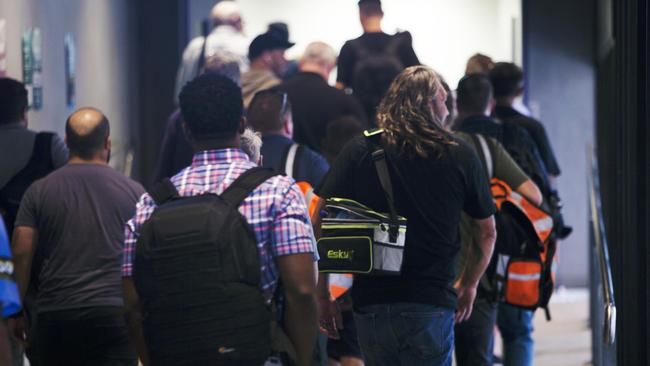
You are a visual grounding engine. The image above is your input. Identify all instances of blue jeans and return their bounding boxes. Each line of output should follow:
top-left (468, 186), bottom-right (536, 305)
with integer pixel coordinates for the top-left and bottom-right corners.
top-left (497, 303), bottom-right (534, 366)
top-left (353, 303), bottom-right (454, 366)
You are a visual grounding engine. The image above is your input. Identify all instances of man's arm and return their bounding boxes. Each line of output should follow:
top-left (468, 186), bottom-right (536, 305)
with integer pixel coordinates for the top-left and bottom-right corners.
top-left (456, 216), bottom-right (496, 323)
top-left (515, 180), bottom-right (543, 206)
top-left (122, 278), bottom-right (150, 365)
top-left (277, 253), bottom-right (318, 366)
top-left (9, 226), bottom-right (37, 344)
top-left (0, 319), bottom-right (12, 365)
top-left (11, 226), bottom-right (37, 302)
top-left (310, 199), bottom-right (342, 338)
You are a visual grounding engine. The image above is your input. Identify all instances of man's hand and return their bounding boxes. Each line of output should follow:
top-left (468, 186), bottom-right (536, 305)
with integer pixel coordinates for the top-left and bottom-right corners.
top-left (455, 284), bottom-right (477, 323)
top-left (8, 315), bottom-right (26, 345)
top-left (317, 297), bottom-right (342, 339)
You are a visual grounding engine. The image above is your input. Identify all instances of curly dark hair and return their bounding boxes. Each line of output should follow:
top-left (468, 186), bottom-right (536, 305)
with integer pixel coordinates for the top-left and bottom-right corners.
top-left (377, 66), bottom-right (456, 158)
top-left (0, 78), bottom-right (28, 125)
top-left (179, 73), bottom-right (243, 140)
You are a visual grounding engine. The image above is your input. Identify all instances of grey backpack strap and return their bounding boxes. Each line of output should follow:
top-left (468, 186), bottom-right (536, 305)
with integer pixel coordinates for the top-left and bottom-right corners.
top-left (471, 134), bottom-right (493, 179)
top-left (283, 143), bottom-right (300, 178)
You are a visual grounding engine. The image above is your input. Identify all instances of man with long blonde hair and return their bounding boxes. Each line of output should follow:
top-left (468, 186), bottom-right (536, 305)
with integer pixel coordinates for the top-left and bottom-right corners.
top-left (315, 66), bottom-right (497, 366)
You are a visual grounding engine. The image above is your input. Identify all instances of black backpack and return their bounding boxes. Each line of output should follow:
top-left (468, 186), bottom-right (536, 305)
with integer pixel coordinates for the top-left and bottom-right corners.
top-left (133, 167), bottom-right (280, 366)
top-left (0, 132), bottom-right (55, 241)
top-left (500, 120), bottom-right (572, 239)
top-left (351, 34), bottom-right (405, 120)
top-left (470, 134), bottom-right (557, 320)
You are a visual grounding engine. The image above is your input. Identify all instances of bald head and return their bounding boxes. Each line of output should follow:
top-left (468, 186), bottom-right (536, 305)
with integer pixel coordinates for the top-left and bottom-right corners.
top-left (65, 108), bottom-right (110, 161)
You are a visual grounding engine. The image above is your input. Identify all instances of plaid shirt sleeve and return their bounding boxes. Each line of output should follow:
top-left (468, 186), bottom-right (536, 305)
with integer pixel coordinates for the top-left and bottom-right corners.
top-left (271, 181), bottom-right (318, 259)
top-left (122, 193), bottom-right (157, 277)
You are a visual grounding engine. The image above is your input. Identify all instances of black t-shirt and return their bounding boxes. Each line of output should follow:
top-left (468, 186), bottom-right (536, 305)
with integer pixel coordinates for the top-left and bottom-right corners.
top-left (275, 72), bottom-right (367, 153)
top-left (15, 164), bottom-right (144, 313)
top-left (316, 135), bottom-right (495, 309)
top-left (337, 32), bottom-right (420, 123)
top-left (493, 105), bottom-right (561, 176)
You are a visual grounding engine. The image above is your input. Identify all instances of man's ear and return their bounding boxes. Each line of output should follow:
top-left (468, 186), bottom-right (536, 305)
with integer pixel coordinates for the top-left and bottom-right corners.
top-left (238, 116), bottom-right (246, 134)
top-left (105, 136), bottom-right (112, 151)
top-left (283, 113), bottom-right (293, 138)
top-left (21, 109), bottom-right (28, 127)
top-left (487, 97), bottom-right (496, 113)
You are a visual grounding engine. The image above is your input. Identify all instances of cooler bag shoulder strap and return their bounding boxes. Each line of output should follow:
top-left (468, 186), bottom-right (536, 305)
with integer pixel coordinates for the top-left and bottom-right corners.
top-left (221, 167), bottom-right (280, 208)
top-left (363, 129), bottom-right (399, 241)
top-left (148, 179), bottom-right (180, 205)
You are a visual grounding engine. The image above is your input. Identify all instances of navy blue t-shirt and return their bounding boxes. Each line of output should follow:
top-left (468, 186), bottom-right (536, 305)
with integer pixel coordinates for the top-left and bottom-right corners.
top-left (261, 134), bottom-right (329, 187)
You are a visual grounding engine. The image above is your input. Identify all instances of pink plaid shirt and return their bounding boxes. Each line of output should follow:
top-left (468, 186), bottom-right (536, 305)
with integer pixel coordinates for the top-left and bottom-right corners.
top-left (122, 149), bottom-right (317, 301)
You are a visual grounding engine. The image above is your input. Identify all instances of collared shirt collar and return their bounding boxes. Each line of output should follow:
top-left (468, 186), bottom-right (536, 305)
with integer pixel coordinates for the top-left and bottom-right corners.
top-left (191, 148), bottom-right (250, 167)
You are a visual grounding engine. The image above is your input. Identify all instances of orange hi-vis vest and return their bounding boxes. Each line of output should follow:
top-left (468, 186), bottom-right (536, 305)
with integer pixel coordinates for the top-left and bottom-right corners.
top-left (296, 181), bottom-right (319, 218)
top-left (281, 144), bottom-right (353, 299)
top-left (329, 274), bottom-right (353, 300)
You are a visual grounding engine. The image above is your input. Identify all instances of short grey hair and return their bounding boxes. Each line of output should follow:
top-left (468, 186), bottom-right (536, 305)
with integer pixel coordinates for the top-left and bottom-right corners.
top-left (203, 53), bottom-right (241, 86)
top-left (300, 42), bottom-right (337, 69)
top-left (210, 1), bottom-right (241, 26)
top-left (240, 128), bottom-right (262, 164)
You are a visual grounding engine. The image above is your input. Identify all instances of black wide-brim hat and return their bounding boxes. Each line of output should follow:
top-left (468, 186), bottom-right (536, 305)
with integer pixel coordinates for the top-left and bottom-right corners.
top-left (248, 30), bottom-right (295, 60)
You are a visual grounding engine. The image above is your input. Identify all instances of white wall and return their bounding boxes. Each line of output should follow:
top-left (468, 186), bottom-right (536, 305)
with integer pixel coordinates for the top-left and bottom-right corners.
top-left (189, 0), bottom-right (522, 87)
top-left (0, 0), bottom-right (138, 173)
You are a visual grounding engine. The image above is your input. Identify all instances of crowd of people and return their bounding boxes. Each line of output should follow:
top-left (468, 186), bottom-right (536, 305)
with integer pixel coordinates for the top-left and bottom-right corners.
top-left (0, 0), bottom-right (567, 365)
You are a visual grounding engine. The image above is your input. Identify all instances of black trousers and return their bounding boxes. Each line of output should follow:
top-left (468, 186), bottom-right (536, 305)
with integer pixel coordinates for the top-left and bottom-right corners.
top-left (36, 306), bottom-right (136, 366)
top-left (454, 298), bottom-right (498, 366)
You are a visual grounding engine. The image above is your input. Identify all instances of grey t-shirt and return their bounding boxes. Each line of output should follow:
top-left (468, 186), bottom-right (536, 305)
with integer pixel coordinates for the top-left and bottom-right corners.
top-left (15, 163), bottom-right (144, 312)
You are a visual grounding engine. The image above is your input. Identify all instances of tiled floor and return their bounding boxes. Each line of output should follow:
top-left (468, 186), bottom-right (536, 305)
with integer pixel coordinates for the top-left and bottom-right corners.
top-left (490, 287), bottom-right (592, 366)
top-left (531, 287), bottom-right (591, 366)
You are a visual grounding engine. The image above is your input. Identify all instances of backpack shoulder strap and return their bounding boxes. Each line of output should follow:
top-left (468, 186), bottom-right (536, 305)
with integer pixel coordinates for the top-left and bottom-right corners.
top-left (148, 179), bottom-right (180, 205)
top-left (33, 132), bottom-right (55, 164)
top-left (280, 143), bottom-right (301, 179)
top-left (470, 134), bottom-right (493, 179)
top-left (196, 34), bottom-right (208, 78)
top-left (221, 167), bottom-right (280, 208)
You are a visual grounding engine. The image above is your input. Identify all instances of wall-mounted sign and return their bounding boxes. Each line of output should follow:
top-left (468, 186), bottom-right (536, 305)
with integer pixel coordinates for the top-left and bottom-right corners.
top-left (22, 27), bottom-right (43, 110)
top-left (64, 33), bottom-right (75, 108)
top-left (0, 19), bottom-right (7, 77)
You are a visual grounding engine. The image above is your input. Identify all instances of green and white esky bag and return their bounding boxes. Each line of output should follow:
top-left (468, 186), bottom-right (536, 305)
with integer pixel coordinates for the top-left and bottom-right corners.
top-left (317, 129), bottom-right (407, 275)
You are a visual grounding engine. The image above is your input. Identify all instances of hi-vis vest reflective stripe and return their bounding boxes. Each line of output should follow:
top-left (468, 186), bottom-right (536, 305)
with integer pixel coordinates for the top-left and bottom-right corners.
top-left (490, 178), bottom-right (553, 244)
top-left (329, 273), bottom-right (353, 300)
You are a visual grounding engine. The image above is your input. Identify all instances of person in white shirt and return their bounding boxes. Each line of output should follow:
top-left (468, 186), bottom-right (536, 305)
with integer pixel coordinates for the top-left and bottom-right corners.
top-left (174, 0), bottom-right (249, 101)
